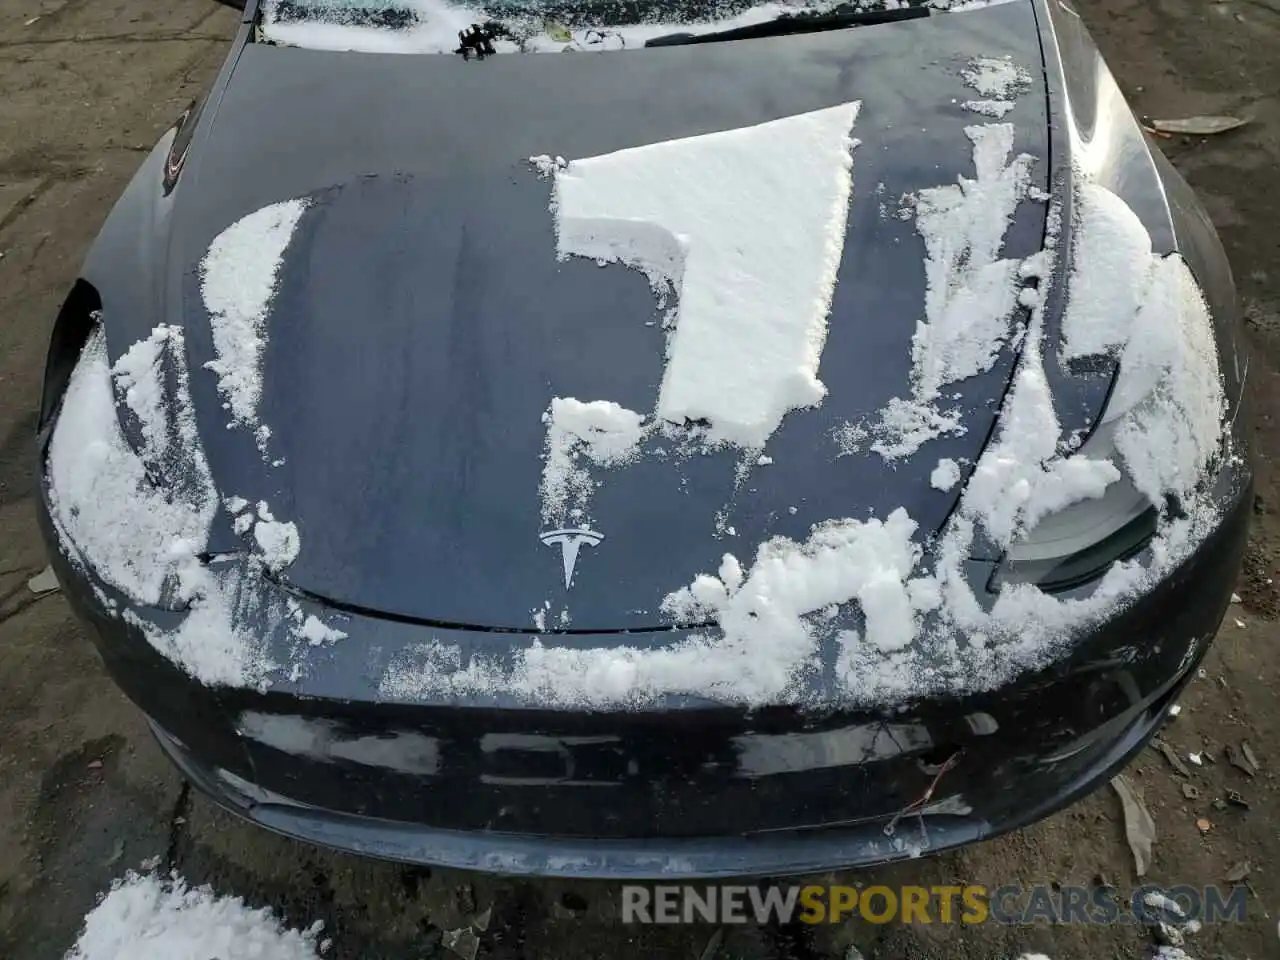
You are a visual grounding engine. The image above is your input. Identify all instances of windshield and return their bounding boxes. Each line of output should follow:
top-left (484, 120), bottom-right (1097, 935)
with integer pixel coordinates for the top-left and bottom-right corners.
top-left (259, 0), bottom-right (1015, 55)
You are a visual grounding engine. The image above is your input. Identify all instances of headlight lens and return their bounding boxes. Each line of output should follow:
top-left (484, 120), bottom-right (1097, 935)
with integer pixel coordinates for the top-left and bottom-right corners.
top-left (996, 418), bottom-right (1158, 591)
top-left (995, 242), bottom-right (1233, 593)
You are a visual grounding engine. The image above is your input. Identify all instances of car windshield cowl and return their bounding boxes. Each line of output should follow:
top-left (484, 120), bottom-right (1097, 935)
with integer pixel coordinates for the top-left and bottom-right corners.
top-left (258, 0), bottom-right (996, 55)
top-left (643, 3), bottom-right (931, 46)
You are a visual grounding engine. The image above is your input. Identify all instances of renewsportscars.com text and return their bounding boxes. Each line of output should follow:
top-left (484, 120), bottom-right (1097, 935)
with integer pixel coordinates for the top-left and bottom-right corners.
top-left (620, 884), bottom-right (1248, 926)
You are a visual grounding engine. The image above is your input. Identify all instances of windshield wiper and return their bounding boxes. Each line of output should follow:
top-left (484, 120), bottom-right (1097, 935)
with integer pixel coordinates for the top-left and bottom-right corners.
top-left (644, 3), bottom-right (930, 46)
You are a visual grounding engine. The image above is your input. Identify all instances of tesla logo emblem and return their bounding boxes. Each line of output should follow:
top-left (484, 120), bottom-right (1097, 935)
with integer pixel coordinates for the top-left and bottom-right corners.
top-left (539, 528), bottom-right (603, 588)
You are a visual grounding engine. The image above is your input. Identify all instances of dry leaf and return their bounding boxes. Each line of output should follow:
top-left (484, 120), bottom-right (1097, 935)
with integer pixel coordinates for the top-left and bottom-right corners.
top-left (1112, 775), bottom-right (1156, 876)
top-left (27, 565), bottom-right (60, 595)
top-left (1151, 115), bottom-right (1249, 135)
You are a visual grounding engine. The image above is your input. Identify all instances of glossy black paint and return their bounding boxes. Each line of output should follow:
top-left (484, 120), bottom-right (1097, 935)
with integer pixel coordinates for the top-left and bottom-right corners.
top-left (37, 458), bottom-right (1249, 876)
top-left (91, 3), bottom-right (1055, 629)
top-left (36, 0), bottom-right (1254, 876)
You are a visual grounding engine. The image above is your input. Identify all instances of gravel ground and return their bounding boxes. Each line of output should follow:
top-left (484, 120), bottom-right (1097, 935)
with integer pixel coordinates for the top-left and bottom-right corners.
top-left (1, 0), bottom-right (1278, 957)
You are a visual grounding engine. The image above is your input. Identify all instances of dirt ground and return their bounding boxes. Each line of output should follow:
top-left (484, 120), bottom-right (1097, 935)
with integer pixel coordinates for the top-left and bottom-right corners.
top-left (1, 0), bottom-right (1278, 957)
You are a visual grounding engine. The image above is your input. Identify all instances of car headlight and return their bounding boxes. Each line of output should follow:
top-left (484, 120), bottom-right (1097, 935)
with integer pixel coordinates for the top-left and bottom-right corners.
top-left (996, 416), bottom-right (1158, 592)
top-left (995, 243), bottom-right (1232, 593)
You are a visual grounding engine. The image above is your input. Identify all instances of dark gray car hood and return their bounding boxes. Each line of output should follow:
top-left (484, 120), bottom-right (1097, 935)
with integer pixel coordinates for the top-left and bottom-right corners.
top-left (163, 3), bottom-right (1050, 631)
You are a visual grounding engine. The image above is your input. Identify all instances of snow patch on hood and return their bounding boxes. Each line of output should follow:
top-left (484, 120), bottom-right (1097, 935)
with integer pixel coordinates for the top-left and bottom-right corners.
top-left (251, 500), bottom-right (302, 572)
top-left (930, 457), bottom-right (961, 490)
top-left (46, 327), bottom-right (278, 687)
top-left (840, 184), bottom-right (1229, 705)
top-left (381, 511), bottom-right (932, 706)
top-left (381, 154), bottom-right (1232, 710)
top-left (47, 322), bottom-right (330, 689)
top-left (299, 614), bottom-right (348, 645)
top-left (540, 102), bottom-right (859, 450)
top-left (540, 398), bottom-right (646, 526)
top-left (201, 199), bottom-right (308, 433)
top-left (961, 54), bottom-right (1031, 117)
top-left (864, 122), bottom-right (1034, 460)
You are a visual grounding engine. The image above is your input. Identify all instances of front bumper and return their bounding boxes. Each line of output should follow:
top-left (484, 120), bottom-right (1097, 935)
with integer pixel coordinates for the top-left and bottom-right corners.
top-left (37, 451), bottom-right (1251, 878)
top-left (150, 669), bottom-right (1184, 878)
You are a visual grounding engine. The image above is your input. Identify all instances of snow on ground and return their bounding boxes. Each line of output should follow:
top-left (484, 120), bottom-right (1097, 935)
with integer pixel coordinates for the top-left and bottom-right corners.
top-left (66, 870), bottom-right (325, 960)
top-left (543, 102), bottom-right (859, 450)
top-left (201, 199), bottom-right (307, 430)
top-left (261, 0), bottom-right (1021, 56)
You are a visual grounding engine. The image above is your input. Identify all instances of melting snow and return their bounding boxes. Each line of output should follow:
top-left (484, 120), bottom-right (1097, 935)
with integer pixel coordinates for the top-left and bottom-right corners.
top-left (1063, 184), bottom-right (1226, 504)
top-left (121, 568), bottom-right (278, 689)
top-left (47, 327), bottom-right (294, 689)
top-left (51, 73), bottom-right (1230, 711)
top-left (67, 870), bottom-right (324, 960)
top-left (930, 457), bottom-right (961, 490)
top-left (254, 519), bottom-right (301, 572)
top-left (962, 99), bottom-right (1016, 119)
top-left (831, 420), bottom-right (869, 457)
top-left (541, 102), bottom-right (859, 449)
top-left (959, 275), bottom-right (1122, 547)
top-left (539, 398), bottom-right (645, 525)
top-left (1061, 184), bottom-right (1152, 359)
top-left (1111, 258), bottom-right (1225, 503)
top-left (299, 614), bottom-right (347, 645)
top-left (383, 124), bottom-right (1230, 709)
top-left (867, 121), bottom-right (1034, 460)
top-left (262, 0), bottom-right (1016, 56)
top-left (47, 327), bottom-right (215, 607)
top-left (961, 55), bottom-right (1031, 100)
top-left (201, 199), bottom-right (308, 428)
top-left (841, 185), bottom-right (1227, 704)
top-left (383, 511), bottom-right (930, 706)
